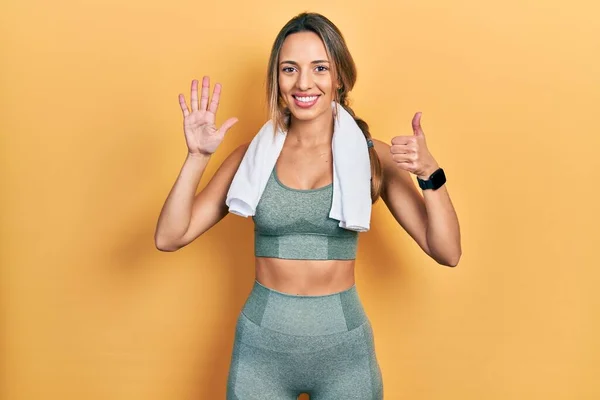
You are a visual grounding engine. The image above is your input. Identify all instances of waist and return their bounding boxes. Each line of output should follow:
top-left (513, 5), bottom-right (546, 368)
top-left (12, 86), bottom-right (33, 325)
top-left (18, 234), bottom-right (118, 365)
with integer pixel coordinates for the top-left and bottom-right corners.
top-left (241, 280), bottom-right (368, 336)
top-left (255, 257), bottom-right (355, 296)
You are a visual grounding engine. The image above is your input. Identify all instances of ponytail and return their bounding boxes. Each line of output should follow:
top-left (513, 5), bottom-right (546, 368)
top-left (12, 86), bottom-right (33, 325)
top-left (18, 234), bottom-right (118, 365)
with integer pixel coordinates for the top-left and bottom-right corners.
top-left (338, 96), bottom-right (383, 203)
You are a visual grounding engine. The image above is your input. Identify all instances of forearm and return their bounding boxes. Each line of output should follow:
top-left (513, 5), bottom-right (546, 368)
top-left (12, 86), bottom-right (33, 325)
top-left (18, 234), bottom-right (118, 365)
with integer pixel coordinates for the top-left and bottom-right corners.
top-left (421, 177), bottom-right (462, 266)
top-left (154, 153), bottom-right (211, 247)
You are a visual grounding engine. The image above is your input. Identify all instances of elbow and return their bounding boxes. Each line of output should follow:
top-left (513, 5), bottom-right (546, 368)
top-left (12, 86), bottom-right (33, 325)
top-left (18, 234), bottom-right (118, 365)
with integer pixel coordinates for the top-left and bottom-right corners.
top-left (155, 244), bottom-right (177, 252)
top-left (440, 251), bottom-right (461, 267)
top-left (154, 235), bottom-right (182, 252)
top-left (430, 247), bottom-right (461, 267)
top-left (443, 258), bottom-right (460, 268)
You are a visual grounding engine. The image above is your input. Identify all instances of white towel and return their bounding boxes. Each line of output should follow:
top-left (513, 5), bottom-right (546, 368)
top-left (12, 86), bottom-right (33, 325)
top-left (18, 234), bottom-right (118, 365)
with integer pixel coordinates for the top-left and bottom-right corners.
top-left (225, 102), bottom-right (372, 232)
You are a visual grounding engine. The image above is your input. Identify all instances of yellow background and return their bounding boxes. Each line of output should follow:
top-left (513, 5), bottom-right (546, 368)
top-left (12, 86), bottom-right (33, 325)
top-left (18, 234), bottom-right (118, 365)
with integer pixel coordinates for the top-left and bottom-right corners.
top-left (2, 0), bottom-right (599, 399)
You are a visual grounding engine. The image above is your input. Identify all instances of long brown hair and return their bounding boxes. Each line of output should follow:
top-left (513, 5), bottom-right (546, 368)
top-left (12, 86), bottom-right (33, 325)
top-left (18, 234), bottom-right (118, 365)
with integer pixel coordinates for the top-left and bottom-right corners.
top-left (266, 12), bottom-right (383, 203)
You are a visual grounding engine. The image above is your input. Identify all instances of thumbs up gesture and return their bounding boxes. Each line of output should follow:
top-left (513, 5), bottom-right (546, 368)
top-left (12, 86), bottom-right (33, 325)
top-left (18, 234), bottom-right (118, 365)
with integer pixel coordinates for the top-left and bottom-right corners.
top-left (390, 112), bottom-right (440, 179)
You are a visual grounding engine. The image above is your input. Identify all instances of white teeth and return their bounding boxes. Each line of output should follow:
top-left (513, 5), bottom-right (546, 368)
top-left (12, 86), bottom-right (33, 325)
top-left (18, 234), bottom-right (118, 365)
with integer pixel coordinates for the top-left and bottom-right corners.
top-left (296, 96), bottom-right (318, 103)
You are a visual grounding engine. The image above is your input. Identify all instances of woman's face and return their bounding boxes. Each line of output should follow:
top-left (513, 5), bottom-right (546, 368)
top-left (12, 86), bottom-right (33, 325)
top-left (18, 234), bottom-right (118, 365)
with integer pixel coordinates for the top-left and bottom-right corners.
top-left (278, 31), bottom-right (336, 123)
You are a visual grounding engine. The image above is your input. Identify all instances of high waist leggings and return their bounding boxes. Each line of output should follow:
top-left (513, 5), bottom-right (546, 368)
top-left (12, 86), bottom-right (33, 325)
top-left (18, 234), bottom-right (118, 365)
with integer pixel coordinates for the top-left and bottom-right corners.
top-left (226, 280), bottom-right (383, 399)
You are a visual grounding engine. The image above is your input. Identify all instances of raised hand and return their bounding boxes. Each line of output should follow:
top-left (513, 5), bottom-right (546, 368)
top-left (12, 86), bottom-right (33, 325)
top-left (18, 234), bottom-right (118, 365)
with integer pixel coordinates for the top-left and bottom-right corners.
top-left (390, 112), bottom-right (439, 179)
top-left (178, 76), bottom-right (238, 156)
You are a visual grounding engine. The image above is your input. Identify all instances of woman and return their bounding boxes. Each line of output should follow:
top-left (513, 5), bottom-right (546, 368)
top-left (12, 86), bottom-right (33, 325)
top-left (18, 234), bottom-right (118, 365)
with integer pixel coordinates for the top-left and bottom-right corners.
top-left (155, 12), bottom-right (461, 400)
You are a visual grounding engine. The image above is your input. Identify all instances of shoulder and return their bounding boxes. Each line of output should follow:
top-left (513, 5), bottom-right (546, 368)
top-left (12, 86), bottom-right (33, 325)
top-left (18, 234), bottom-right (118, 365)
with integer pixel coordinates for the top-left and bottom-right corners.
top-left (370, 138), bottom-right (413, 186)
top-left (371, 138), bottom-right (390, 153)
top-left (221, 142), bottom-right (250, 166)
top-left (230, 141), bottom-right (250, 155)
top-left (371, 138), bottom-right (392, 168)
top-left (208, 142), bottom-right (250, 183)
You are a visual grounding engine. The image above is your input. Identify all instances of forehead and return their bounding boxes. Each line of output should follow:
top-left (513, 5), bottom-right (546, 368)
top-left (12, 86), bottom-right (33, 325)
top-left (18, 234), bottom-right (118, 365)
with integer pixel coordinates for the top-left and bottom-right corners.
top-left (279, 31), bottom-right (329, 62)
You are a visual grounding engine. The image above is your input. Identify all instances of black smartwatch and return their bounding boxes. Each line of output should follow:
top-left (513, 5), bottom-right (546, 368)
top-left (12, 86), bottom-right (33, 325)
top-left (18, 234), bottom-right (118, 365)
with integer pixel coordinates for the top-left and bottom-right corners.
top-left (417, 168), bottom-right (446, 190)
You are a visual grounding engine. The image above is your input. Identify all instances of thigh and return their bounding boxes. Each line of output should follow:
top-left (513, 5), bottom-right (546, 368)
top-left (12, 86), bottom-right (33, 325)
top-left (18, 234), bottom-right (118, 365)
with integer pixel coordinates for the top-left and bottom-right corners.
top-left (227, 316), bottom-right (299, 400)
top-left (310, 322), bottom-right (383, 400)
top-left (311, 376), bottom-right (383, 400)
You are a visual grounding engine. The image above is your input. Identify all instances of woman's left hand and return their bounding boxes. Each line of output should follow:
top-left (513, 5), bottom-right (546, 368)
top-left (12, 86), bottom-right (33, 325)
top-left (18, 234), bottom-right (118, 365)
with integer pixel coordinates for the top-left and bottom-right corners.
top-left (389, 112), bottom-right (440, 180)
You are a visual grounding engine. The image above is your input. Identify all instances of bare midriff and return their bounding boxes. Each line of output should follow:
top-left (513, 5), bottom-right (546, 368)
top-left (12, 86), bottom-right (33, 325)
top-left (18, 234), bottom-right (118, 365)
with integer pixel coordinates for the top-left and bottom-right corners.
top-left (255, 257), bottom-right (356, 296)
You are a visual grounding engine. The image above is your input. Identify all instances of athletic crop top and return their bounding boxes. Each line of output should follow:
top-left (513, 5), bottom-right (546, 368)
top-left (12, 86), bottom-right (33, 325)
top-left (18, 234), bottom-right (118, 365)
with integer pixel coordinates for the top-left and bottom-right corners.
top-left (252, 168), bottom-right (358, 260)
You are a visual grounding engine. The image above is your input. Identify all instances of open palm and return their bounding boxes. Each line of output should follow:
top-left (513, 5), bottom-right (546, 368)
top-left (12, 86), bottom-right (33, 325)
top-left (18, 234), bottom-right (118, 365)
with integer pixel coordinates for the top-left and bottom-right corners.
top-left (179, 76), bottom-right (238, 156)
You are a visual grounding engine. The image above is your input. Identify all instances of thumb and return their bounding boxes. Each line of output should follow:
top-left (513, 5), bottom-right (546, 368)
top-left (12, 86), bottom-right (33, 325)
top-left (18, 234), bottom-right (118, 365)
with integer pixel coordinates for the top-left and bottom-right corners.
top-left (219, 117), bottom-right (239, 136)
top-left (412, 112), bottom-right (424, 136)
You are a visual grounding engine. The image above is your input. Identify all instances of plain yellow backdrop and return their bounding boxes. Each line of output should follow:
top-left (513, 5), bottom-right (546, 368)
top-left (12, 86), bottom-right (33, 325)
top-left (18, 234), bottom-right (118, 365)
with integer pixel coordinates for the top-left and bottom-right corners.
top-left (2, 0), bottom-right (599, 399)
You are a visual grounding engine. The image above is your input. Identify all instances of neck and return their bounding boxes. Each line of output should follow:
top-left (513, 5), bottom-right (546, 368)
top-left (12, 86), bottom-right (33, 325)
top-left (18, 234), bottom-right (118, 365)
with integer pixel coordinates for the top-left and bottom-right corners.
top-left (286, 110), bottom-right (334, 147)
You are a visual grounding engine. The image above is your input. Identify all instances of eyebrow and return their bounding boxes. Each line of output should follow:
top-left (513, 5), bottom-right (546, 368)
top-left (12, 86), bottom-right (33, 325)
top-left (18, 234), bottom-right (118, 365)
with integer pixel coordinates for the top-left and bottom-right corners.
top-left (279, 60), bottom-right (330, 65)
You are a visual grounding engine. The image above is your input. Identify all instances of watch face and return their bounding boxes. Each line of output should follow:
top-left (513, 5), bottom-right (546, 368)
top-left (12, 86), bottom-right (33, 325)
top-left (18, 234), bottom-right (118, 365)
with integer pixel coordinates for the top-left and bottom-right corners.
top-left (430, 169), bottom-right (446, 187)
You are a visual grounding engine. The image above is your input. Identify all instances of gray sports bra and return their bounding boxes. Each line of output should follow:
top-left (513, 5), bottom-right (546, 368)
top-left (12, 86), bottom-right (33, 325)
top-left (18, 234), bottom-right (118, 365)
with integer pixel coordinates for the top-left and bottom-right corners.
top-left (252, 168), bottom-right (358, 260)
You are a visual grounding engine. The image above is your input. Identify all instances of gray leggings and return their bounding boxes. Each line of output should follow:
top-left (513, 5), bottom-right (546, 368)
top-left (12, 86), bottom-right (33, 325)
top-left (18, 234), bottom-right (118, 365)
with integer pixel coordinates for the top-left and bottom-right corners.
top-left (227, 280), bottom-right (383, 399)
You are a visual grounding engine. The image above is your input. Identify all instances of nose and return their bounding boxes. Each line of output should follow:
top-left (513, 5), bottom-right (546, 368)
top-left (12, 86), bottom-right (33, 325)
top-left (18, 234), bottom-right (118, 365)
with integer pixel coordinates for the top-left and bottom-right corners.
top-left (297, 69), bottom-right (313, 91)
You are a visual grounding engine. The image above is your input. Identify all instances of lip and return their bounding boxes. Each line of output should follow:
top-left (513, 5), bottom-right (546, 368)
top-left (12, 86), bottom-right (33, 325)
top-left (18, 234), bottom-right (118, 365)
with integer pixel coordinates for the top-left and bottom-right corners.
top-left (293, 92), bottom-right (320, 97)
top-left (292, 94), bottom-right (320, 109)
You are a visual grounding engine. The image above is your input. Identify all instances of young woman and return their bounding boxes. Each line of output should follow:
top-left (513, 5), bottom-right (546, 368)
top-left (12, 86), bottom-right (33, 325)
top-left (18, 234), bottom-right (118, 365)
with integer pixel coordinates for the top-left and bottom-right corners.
top-left (155, 12), bottom-right (461, 400)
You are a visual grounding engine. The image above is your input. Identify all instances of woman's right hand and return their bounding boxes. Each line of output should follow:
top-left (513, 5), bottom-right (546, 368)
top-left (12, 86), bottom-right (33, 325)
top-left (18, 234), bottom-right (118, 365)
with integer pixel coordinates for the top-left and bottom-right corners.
top-left (179, 76), bottom-right (238, 156)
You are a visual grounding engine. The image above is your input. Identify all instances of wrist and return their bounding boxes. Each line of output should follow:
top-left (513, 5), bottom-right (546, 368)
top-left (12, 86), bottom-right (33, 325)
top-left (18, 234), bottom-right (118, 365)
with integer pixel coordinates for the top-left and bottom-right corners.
top-left (187, 151), bottom-right (212, 162)
top-left (417, 166), bottom-right (446, 191)
top-left (417, 164), bottom-right (440, 180)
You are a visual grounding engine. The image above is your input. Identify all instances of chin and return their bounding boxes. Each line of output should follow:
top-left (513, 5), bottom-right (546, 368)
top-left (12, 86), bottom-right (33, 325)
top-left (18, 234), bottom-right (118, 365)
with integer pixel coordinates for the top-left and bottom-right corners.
top-left (287, 102), bottom-right (332, 122)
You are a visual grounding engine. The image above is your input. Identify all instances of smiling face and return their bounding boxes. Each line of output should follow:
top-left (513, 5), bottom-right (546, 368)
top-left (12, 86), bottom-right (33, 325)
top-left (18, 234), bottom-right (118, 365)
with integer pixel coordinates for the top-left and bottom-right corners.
top-left (278, 31), bottom-right (337, 123)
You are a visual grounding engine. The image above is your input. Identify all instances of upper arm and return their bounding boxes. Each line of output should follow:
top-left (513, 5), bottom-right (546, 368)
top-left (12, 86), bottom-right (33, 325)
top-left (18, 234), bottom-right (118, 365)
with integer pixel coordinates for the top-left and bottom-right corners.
top-left (373, 138), bottom-right (431, 256)
top-left (177, 142), bottom-right (249, 247)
